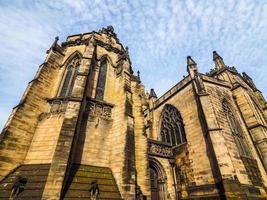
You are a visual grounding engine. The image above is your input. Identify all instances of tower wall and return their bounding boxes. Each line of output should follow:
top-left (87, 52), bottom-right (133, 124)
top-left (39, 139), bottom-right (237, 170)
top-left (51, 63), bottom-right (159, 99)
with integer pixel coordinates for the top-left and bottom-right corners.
top-left (0, 49), bottom-right (63, 180)
top-left (204, 82), bottom-right (267, 186)
top-left (210, 63), bottom-right (267, 174)
top-left (42, 40), bottom-right (95, 199)
top-left (232, 86), bottom-right (267, 175)
top-left (24, 115), bottom-right (64, 164)
top-left (1, 30), bottom-right (267, 200)
top-left (62, 31), bottom-right (137, 199)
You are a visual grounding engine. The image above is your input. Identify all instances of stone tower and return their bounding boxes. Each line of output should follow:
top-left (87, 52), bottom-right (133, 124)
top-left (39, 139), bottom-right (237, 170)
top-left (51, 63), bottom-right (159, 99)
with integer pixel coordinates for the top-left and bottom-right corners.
top-left (0, 27), bottom-right (267, 199)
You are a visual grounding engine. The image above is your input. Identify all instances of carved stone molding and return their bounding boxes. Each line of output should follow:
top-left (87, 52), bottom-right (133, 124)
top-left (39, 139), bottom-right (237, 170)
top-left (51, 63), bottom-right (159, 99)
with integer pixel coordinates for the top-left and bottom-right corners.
top-left (86, 99), bottom-right (113, 120)
top-left (148, 139), bottom-right (173, 158)
top-left (94, 39), bottom-right (122, 54)
top-left (49, 99), bottom-right (68, 113)
top-left (38, 99), bottom-right (68, 120)
top-left (99, 25), bottom-right (117, 38)
top-left (61, 37), bottom-right (90, 48)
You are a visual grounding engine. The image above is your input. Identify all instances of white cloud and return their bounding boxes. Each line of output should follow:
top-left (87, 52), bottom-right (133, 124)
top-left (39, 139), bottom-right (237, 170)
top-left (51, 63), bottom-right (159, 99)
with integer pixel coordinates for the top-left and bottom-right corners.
top-left (0, 0), bottom-right (267, 130)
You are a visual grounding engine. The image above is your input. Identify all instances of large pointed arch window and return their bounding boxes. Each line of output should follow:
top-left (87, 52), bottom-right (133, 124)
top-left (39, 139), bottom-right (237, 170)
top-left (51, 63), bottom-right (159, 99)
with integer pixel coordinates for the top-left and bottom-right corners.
top-left (59, 54), bottom-right (81, 98)
top-left (160, 104), bottom-right (186, 146)
top-left (222, 100), bottom-right (250, 157)
top-left (95, 57), bottom-right (108, 100)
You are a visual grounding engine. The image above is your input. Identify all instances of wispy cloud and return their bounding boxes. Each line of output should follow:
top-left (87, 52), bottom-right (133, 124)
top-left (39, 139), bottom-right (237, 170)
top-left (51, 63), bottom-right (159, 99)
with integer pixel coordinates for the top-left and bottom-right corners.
top-left (0, 0), bottom-right (267, 130)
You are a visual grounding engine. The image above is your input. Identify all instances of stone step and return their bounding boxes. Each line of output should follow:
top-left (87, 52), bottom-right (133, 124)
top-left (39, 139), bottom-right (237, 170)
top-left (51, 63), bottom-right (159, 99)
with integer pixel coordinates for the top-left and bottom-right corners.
top-left (0, 164), bottom-right (50, 199)
top-left (63, 164), bottom-right (122, 199)
top-left (69, 183), bottom-right (119, 192)
top-left (71, 177), bottom-right (116, 185)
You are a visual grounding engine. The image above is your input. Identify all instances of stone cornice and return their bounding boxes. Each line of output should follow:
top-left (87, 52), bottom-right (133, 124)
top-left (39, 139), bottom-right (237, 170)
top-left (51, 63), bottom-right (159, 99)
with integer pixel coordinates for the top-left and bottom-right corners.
top-left (201, 75), bottom-right (231, 88)
top-left (86, 97), bottom-right (114, 107)
top-left (148, 139), bottom-right (173, 158)
top-left (94, 39), bottom-right (123, 54)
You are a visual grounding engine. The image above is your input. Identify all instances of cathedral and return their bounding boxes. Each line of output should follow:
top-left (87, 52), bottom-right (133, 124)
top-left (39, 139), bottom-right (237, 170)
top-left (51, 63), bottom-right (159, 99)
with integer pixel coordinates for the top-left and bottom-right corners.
top-left (0, 26), bottom-right (267, 200)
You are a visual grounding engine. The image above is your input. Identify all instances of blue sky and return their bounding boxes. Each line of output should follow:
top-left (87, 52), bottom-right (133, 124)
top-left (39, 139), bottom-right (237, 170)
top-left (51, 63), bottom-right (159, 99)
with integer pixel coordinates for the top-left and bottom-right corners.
top-left (0, 0), bottom-right (267, 130)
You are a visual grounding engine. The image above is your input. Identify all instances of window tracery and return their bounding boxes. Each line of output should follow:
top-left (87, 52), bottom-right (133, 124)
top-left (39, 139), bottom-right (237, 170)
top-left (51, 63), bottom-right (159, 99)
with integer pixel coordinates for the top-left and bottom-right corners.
top-left (95, 58), bottom-right (108, 100)
top-left (160, 104), bottom-right (186, 146)
top-left (59, 55), bottom-right (80, 97)
top-left (222, 100), bottom-right (250, 157)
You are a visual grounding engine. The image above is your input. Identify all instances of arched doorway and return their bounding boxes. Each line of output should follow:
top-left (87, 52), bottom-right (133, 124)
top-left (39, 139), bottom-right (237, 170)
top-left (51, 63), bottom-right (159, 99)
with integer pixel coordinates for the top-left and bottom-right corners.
top-left (149, 159), bottom-right (167, 200)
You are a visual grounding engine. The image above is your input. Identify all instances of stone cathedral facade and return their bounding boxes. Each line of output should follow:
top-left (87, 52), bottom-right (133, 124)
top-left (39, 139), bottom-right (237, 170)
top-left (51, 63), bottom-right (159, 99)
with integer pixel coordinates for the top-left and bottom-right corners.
top-left (0, 26), bottom-right (267, 200)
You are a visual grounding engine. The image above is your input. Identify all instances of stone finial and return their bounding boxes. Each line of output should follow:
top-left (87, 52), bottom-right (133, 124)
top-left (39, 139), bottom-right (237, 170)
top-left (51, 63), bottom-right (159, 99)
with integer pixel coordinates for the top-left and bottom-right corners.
top-left (52, 36), bottom-right (59, 50)
top-left (213, 51), bottom-right (225, 70)
top-left (99, 25), bottom-right (117, 38)
top-left (187, 56), bottom-right (198, 78)
top-left (213, 51), bottom-right (222, 60)
top-left (187, 56), bottom-right (196, 66)
top-left (47, 36), bottom-right (60, 54)
top-left (125, 46), bottom-right (129, 54)
top-left (149, 89), bottom-right (157, 99)
top-left (137, 70), bottom-right (141, 83)
top-left (106, 25), bottom-right (114, 32)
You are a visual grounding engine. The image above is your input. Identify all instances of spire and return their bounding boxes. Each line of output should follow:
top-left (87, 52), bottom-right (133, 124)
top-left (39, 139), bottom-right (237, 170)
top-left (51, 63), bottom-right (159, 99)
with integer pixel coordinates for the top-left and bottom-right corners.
top-left (137, 70), bottom-right (141, 83)
top-left (187, 56), bottom-right (206, 94)
top-left (47, 36), bottom-right (64, 55)
top-left (52, 36), bottom-right (59, 50)
top-left (187, 56), bottom-right (196, 66)
top-left (213, 51), bottom-right (225, 70)
top-left (187, 56), bottom-right (198, 78)
top-left (149, 89), bottom-right (157, 99)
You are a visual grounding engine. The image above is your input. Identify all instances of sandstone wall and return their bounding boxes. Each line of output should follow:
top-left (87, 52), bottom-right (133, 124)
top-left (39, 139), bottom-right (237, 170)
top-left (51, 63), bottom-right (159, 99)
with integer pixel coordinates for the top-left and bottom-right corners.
top-left (149, 81), bottom-right (215, 198)
top-left (24, 115), bottom-right (64, 164)
top-left (0, 49), bottom-right (63, 180)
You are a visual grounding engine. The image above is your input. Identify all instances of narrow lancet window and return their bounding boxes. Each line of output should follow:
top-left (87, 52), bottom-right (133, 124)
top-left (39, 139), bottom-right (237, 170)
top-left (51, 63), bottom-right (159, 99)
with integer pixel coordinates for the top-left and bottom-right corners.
top-left (95, 58), bottom-right (108, 100)
top-left (222, 100), bottom-right (250, 157)
top-left (160, 104), bottom-right (186, 146)
top-left (59, 55), bottom-right (80, 98)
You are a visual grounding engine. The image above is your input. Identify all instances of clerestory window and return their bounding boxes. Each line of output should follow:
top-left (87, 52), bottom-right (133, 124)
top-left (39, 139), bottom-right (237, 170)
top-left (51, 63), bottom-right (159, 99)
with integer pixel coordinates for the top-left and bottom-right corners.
top-left (160, 104), bottom-right (186, 146)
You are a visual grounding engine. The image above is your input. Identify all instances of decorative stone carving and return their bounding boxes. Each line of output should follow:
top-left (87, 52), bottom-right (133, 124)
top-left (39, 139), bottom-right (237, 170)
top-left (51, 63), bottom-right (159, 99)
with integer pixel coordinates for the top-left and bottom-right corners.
top-left (61, 35), bottom-right (90, 48)
top-left (94, 39), bottom-right (121, 54)
top-left (10, 176), bottom-right (28, 199)
top-left (148, 140), bottom-right (173, 158)
top-left (38, 99), bottom-right (68, 120)
top-left (115, 46), bottom-right (133, 75)
top-left (47, 36), bottom-right (64, 55)
top-left (50, 99), bottom-right (68, 113)
top-left (89, 180), bottom-right (100, 200)
top-left (99, 25), bottom-right (117, 38)
top-left (117, 46), bottom-right (129, 61)
top-left (195, 74), bottom-right (207, 95)
top-left (87, 100), bottom-right (112, 120)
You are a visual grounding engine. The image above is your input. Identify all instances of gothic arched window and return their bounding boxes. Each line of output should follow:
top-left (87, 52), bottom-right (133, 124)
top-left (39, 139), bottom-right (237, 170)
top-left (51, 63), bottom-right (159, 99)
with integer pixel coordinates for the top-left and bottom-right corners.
top-left (160, 104), bottom-right (186, 146)
top-left (222, 100), bottom-right (250, 157)
top-left (59, 55), bottom-right (80, 97)
top-left (95, 58), bottom-right (108, 100)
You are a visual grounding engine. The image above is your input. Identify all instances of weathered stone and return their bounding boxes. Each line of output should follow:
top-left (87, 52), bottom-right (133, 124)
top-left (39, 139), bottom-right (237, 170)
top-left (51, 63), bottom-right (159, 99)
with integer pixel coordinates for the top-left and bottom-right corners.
top-left (0, 29), bottom-right (267, 200)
